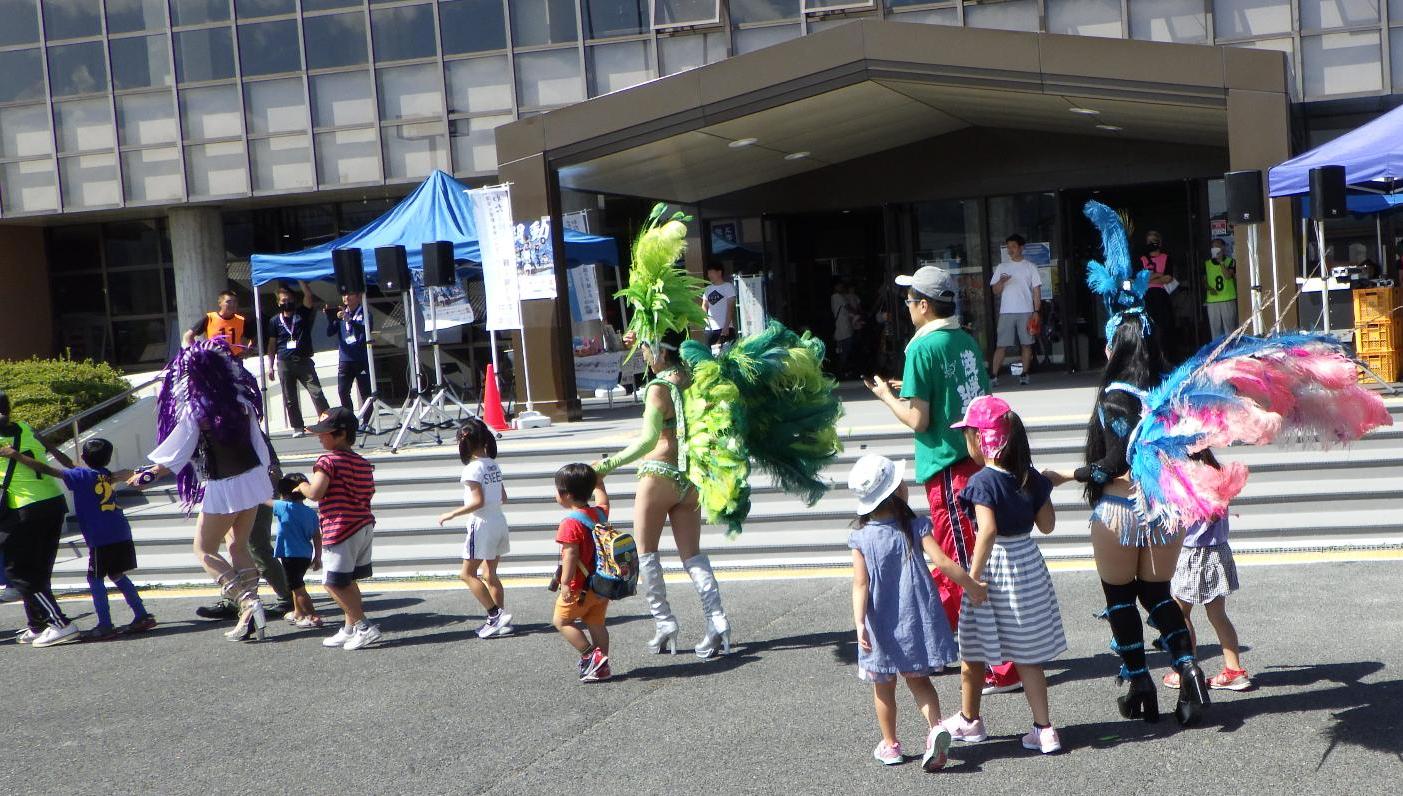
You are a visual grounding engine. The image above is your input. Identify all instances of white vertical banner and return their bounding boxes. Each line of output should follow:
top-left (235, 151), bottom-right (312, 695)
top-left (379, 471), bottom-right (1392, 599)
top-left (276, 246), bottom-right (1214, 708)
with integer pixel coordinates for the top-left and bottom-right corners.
top-left (469, 185), bottom-right (522, 331)
top-left (736, 275), bottom-right (767, 336)
top-left (568, 262), bottom-right (604, 322)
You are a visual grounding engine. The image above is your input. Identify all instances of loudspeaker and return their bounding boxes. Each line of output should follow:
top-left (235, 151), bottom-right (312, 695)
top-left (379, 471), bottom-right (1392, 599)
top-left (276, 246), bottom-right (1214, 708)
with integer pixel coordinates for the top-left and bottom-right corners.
top-left (332, 248), bottom-right (365, 294)
top-left (1309, 165), bottom-right (1347, 220)
top-left (375, 245), bottom-right (412, 293)
top-left (421, 241), bottom-right (455, 287)
top-left (1224, 170), bottom-right (1264, 224)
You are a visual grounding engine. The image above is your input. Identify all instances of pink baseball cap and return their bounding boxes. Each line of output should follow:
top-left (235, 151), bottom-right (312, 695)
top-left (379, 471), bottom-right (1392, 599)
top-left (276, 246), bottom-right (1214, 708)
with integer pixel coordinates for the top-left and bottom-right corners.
top-left (951, 394), bottom-right (1012, 430)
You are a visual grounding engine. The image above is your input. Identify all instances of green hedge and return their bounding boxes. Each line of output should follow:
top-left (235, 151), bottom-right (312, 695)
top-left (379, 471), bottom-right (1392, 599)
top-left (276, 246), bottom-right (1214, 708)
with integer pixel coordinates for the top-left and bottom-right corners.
top-left (0, 357), bottom-right (133, 438)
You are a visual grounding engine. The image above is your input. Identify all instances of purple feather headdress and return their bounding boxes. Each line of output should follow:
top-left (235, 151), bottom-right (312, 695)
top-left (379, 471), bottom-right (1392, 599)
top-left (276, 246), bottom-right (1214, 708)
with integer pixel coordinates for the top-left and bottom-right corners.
top-left (156, 339), bottom-right (264, 510)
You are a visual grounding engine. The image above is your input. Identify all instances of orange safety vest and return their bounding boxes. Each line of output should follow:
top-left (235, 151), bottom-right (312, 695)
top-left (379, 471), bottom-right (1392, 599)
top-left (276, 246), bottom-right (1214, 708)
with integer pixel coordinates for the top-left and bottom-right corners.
top-left (205, 312), bottom-right (247, 355)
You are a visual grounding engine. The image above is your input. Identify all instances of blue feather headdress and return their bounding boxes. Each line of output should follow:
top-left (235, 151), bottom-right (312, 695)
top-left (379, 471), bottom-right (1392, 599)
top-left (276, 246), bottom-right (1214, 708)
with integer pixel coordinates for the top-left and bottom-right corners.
top-left (1083, 200), bottom-right (1151, 341)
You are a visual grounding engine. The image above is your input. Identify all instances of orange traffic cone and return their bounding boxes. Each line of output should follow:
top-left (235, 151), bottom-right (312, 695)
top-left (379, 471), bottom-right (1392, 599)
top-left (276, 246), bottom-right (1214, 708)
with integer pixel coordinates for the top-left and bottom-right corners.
top-left (482, 364), bottom-right (509, 431)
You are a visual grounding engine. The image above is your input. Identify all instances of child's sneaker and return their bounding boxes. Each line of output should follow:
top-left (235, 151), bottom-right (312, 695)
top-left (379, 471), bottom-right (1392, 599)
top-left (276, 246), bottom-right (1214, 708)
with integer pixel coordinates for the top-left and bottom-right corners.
top-left (579, 647), bottom-right (608, 680)
top-left (982, 671), bottom-right (1024, 695)
top-left (1162, 670), bottom-right (1181, 689)
top-left (940, 713), bottom-right (988, 743)
top-left (82, 624), bottom-right (120, 642)
top-left (921, 727), bottom-right (952, 772)
top-left (582, 660), bottom-right (612, 683)
top-left (476, 611), bottom-right (513, 639)
top-left (872, 740), bottom-right (903, 766)
top-left (32, 623), bottom-right (81, 648)
top-left (1020, 725), bottom-right (1062, 754)
top-left (295, 616), bottom-right (324, 629)
top-left (125, 614), bottom-right (157, 634)
top-left (322, 624), bottom-right (356, 648)
top-left (343, 622), bottom-right (382, 650)
top-left (1209, 667), bottom-right (1252, 691)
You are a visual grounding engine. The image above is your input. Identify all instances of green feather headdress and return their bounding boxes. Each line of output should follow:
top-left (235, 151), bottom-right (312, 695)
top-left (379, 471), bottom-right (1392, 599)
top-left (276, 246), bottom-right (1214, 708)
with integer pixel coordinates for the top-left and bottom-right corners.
top-left (615, 203), bottom-right (708, 354)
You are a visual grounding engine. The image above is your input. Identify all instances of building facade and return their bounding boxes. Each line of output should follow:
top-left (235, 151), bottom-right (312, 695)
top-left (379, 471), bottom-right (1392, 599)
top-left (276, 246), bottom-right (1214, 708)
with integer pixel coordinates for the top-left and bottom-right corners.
top-left (0, 1), bottom-right (1395, 383)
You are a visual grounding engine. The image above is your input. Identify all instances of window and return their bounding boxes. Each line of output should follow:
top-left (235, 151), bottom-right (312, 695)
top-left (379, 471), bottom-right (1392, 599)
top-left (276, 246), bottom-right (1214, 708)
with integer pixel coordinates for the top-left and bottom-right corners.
top-left (730, 0), bottom-right (800, 23)
top-left (441, 0), bottom-right (508, 53)
top-left (1303, 30), bottom-right (1382, 97)
top-left (1046, 0), bottom-right (1121, 38)
top-left (733, 24), bottom-right (799, 53)
top-left (803, 0), bottom-right (874, 10)
top-left (1300, 0), bottom-right (1380, 31)
top-left (305, 13), bottom-right (368, 69)
top-left (251, 135), bottom-right (313, 191)
top-left (315, 127), bottom-right (380, 184)
top-left (1214, 0), bottom-right (1292, 39)
top-left (1129, 0), bottom-right (1207, 43)
top-left (584, 0), bottom-right (648, 38)
top-left (450, 114), bottom-right (510, 174)
top-left (118, 93), bottom-right (179, 146)
top-left (311, 70), bottom-right (376, 127)
top-left (234, 0), bottom-right (295, 18)
top-left (303, 0), bottom-right (360, 9)
top-left (239, 19), bottom-right (302, 76)
top-left (42, 0), bottom-right (102, 41)
top-left (107, 0), bottom-right (167, 33)
top-left (964, 0), bottom-right (1039, 32)
top-left (1, 160), bottom-right (59, 213)
top-left (181, 84), bottom-right (243, 139)
top-left (0, 0), bottom-right (40, 47)
top-left (111, 34), bottom-right (173, 90)
top-left (123, 147), bottom-right (184, 202)
top-left (377, 63), bottom-right (443, 120)
top-left (170, 0), bottom-right (231, 26)
top-left (0, 49), bottom-right (44, 104)
top-left (48, 41), bottom-right (109, 96)
top-left (245, 78), bottom-right (307, 135)
top-left (512, 0), bottom-right (579, 47)
top-left (446, 56), bottom-right (513, 114)
top-left (371, 3), bottom-right (438, 62)
top-left (185, 141), bottom-right (249, 196)
top-left (887, 7), bottom-right (958, 24)
top-left (382, 121), bottom-right (448, 179)
top-left (0, 105), bottom-right (51, 159)
top-left (658, 32), bottom-right (726, 75)
top-left (56, 99), bottom-right (116, 153)
top-left (588, 40), bottom-right (653, 96)
top-left (1392, 28), bottom-right (1403, 93)
top-left (653, 0), bottom-right (721, 27)
top-left (175, 27), bottom-right (237, 83)
top-left (60, 153), bottom-right (121, 208)
top-left (514, 49), bottom-right (584, 108)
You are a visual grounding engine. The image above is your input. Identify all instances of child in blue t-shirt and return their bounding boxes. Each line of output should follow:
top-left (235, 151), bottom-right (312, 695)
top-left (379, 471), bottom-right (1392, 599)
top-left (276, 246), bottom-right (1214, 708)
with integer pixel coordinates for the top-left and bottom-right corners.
top-left (0, 437), bottom-right (156, 639)
top-left (273, 473), bottom-right (322, 628)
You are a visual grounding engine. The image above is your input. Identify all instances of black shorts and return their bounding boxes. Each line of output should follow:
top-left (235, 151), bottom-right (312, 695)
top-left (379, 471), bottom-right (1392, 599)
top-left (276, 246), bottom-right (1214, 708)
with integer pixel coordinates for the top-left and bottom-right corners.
top-left (279, 557), bottom-right (312, 592)
top-left (88, 540), bottom-right (138, 580)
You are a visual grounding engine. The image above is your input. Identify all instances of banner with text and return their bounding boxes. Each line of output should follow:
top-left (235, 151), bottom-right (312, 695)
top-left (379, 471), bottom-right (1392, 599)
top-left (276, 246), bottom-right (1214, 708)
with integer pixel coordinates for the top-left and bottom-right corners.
top-left (469, 185), bottom-right (522, 331)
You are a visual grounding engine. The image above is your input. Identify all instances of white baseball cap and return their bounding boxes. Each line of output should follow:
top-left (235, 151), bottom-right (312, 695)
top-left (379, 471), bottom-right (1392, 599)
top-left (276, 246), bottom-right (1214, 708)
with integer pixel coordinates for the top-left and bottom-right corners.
top-left (848, 454), bottom-right (907, 515)
top-left (895, 266), bottom-right (956, 300)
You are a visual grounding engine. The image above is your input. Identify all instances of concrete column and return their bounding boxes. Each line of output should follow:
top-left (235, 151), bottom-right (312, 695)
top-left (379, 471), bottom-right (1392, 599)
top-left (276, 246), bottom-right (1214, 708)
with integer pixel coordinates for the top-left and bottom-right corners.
top-left (0, 225), bottom-right (54, 359)
top-left (167, 207), bottom-right (228, 333)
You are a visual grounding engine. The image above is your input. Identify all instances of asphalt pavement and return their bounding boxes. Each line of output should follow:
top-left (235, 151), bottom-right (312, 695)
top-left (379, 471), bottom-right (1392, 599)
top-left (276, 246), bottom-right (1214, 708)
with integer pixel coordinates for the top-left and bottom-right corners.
top-left (2, 559), bottom-right (1400, 794)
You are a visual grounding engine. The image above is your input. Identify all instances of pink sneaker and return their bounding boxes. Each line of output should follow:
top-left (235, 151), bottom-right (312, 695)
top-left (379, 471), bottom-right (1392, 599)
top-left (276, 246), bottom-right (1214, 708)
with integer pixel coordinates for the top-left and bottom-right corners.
top-left (1209, 667), bottom-right (1252, 691)
top-left (1021, 725), bottom-right (1062, 754)
top-left (872, 740), bottom-right (903, 766)
top-left (922, 726), bottom-right (952, 772)
top-left (940, 713), bottom-right (988, 743)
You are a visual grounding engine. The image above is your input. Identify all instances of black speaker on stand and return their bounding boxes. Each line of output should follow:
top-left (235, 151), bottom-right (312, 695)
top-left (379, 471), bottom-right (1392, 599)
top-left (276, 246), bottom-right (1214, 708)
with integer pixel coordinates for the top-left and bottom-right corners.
top-left (332, 248), bottom-right (366, 294)
top-left (375, 245), bottom-right (412, 293)
top-left (418, 240), bottom-right (478, 433)
top-left (1309, 165), bottom-right (1347, 220)
top-left (422, 240), bottom-right (456, 287)
top-left (331, 247), bottom-right (400, 442)
top-left (1225, 170), bottom-right (1264, 224)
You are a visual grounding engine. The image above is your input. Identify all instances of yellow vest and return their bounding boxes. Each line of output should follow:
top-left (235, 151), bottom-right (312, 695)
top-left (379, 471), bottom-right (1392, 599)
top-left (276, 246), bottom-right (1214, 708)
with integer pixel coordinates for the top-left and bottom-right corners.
top-left (2, 422), bottom-right (63, 509)
top-left (1204, 258), bottom-right (1237, 304)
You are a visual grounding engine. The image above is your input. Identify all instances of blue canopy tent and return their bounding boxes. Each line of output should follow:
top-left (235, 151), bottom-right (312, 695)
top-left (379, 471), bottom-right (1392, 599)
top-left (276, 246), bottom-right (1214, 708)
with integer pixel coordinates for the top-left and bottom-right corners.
top-left (250, 170), bottom-right (618, 286)
top-left (1268, 103), bottom-right (1403, 198)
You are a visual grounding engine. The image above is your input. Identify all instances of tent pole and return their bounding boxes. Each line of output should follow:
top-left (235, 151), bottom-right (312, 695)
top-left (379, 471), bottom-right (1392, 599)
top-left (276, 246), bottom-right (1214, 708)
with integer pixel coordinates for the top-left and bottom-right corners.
top-left (1377, 214), bottom-right (1384, 271)
top-left (252, 284), bottom-right (270, 438)
top-left (1317, 219), bottom-right (1332, 335)
top-left (1267, 198), bottom-right (1281, 330)
top-left (518, 321), bottom-right (536, 413)
top-left (1248, 223), bottom-right (1263, 335)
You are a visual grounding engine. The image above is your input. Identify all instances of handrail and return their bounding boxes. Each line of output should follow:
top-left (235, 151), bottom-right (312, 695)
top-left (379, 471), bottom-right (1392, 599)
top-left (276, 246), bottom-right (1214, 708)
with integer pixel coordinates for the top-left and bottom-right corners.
top-left (40, 375), bottom-right (162, 457)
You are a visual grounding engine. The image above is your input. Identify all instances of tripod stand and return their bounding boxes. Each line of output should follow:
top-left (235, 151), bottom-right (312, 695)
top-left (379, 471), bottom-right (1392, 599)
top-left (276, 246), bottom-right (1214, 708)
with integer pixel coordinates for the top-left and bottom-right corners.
top-left (423, 288), bottom-right (476, 424)
top-left (351, 300), bottom-right (407, 446)
top-left (388, 279), bottom-right (463, 451)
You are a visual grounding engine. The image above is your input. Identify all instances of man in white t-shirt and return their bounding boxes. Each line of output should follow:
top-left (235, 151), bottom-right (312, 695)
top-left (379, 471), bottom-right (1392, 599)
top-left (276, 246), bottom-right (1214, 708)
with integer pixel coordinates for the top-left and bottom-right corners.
top-left (830, 280), bottom-right (862, 377)
top-left (702, 263), bottom-right (737, 347)
top-left (990, 234), bottom-right (1041, 386)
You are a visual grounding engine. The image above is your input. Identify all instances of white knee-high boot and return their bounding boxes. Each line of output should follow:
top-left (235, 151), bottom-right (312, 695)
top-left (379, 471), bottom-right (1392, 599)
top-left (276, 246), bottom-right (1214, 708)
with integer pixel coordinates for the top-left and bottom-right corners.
top-left (639, 552), bottom-right (679, 654)
top-left (685, 554), bottom-right (729, 659)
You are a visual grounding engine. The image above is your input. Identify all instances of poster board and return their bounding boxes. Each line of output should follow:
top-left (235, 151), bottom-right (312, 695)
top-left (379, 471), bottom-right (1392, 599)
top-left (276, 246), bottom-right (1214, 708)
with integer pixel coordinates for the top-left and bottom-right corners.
top-left (515, 216), bottom-right (557, 300)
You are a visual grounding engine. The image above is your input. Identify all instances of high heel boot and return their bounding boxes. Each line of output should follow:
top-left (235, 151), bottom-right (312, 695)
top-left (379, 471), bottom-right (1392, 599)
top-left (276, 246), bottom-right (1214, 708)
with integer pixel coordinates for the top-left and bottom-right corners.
top-left (1118, 671), bottom-right (1159, 722)
top-left (685, 554), bottom-right (729, 659)
top-left (224, 568), bottom-right (267, 642)
top-left (639, 553), bottom-right (678, 654)
top-left (1100, 580), bottom-right (1155, 722)
top-left (1138, 579), bottom-right (1209, 727)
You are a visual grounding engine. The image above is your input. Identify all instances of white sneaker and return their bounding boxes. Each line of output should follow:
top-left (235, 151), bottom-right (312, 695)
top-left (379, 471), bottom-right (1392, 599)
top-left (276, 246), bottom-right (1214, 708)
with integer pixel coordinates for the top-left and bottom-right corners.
top-left (1021, 724), bottom-right (1062, 754)
top-left (32, 623), bottom-right (81, 648)
top-left (476, 611), bottom-right (513, 639)
top-left (14, 628), bottom-right (39, 644)
top-left (322, 625), bottom-right (355, 648)
top-left (291, 429), bottom-right (307, 439)
top-left (343, 622), bottom-right (382, 650)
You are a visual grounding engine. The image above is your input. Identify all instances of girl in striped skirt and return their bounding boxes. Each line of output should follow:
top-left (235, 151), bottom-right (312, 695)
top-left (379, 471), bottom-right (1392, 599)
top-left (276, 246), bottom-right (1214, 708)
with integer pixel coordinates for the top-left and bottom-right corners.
top-left (941, 395), bottom-right (1067, 755)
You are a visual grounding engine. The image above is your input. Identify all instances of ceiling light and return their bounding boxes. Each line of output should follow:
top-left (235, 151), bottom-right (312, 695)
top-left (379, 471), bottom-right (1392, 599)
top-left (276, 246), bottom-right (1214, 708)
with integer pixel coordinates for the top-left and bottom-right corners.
top-left (1068, 107), bottom-right (1100, 116)
top-left (729, 137), bottom-right (758, 148)
top-left (1096, 124), bottom-right (1123, 132)
top-left (784, 151), bottom-right (810, 161)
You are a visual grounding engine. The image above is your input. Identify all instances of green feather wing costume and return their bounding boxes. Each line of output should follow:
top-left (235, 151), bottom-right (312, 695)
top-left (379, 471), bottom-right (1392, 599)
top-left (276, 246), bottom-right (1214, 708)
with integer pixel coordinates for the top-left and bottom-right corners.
top-left (614, 203), bottom-right (708, 350)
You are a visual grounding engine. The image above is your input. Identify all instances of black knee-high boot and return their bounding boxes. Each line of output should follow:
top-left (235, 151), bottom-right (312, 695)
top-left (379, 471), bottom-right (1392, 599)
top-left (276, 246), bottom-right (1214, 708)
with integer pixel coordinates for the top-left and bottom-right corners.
top-left (1100, 580), bottom-right (1157, 722)
top-left (1138, 579), bottom-right (1209, 726)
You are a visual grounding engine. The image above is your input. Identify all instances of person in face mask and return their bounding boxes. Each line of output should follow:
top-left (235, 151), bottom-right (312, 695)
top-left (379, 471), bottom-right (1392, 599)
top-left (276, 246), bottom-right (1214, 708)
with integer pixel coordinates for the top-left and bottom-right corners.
top-left (1203, 238), bottom-right (1238, 339)
top-left (264, 280), bottom-right (330, 438)
top-left (1139, 231), bottom-right (1178, 361)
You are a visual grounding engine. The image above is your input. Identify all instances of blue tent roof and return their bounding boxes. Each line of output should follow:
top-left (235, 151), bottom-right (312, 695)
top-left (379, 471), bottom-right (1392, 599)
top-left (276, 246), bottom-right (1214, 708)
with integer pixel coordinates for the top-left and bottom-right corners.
top-left (1268, 104), bottom-right (1403, 197)
top-left (251, 170), bottom-right (618, 286)
top-left (1300, 192), bottom-right (1403, 216)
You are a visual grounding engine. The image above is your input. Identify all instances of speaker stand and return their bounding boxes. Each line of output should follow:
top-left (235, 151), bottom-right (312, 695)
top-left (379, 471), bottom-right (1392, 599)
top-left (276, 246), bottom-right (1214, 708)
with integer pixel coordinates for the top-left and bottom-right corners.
top-left (423, 290), bottom-right (476, 426)
top-left (351, 299), bottom-right (407, 447)
top-left (388, 283), bottom-right (445, 453)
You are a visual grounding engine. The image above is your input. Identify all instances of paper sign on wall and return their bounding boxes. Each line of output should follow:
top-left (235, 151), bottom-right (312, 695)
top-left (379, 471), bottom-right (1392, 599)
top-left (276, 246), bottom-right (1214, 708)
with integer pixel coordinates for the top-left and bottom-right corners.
top-left (515, 216), bottom-right (557, 300)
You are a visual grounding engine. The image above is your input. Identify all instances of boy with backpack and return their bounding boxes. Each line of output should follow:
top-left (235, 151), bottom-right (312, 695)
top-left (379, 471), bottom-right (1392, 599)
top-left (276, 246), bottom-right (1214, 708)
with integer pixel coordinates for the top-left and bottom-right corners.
top-left (551, 463), bottom-right (636, 683)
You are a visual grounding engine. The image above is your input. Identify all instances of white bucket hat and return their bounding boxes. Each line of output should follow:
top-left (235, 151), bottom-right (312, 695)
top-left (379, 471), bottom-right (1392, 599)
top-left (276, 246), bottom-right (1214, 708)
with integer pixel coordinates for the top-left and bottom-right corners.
top-left (848, 454), bottom-right (907, 515)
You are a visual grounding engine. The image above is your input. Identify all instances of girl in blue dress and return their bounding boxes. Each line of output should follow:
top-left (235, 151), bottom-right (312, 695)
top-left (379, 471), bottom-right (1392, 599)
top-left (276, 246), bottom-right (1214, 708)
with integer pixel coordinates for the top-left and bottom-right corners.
top-left (848, 454), bottom-right (987, 772)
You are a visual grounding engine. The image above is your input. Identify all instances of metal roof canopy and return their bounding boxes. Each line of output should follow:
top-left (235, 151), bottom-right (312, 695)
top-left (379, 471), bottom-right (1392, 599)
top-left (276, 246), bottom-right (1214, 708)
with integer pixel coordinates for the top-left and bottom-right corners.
top-left (494, 20), bottom-right (1289, 205)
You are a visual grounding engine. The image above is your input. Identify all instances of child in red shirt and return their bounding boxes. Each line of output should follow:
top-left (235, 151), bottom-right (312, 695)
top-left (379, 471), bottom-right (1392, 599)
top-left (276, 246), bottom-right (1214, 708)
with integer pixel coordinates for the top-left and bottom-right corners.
top-left (552, 463), bottom-right (612, 683)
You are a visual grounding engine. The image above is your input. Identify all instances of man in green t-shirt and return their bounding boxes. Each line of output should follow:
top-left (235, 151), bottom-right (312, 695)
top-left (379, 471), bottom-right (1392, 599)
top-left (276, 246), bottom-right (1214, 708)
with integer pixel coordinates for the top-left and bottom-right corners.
top-left (865, 266), bottom-right (1021, 694)
top-left (1204, 238), bottom-right (1238, 339)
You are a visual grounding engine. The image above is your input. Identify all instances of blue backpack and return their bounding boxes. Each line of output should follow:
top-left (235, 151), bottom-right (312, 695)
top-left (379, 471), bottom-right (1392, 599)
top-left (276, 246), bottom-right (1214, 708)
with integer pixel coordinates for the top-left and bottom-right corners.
top-left (568, 508), bottom-right (638, 600)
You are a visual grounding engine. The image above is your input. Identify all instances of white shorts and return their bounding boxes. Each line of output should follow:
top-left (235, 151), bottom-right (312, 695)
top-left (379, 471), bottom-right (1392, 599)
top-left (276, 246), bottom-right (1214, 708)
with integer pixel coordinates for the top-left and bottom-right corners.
top-left (462, 515), bottom-right (510, 561)
top-left (997, 312), bottom-right (1034, 348)
top-left (324, 523), bottom-right (374, 587)
top-left (200, 466), bottom-right (273, 515)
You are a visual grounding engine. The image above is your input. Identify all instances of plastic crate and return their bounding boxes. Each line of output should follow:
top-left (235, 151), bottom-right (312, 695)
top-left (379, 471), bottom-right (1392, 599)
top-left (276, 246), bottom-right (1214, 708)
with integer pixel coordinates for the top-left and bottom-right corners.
top-left (1353, 287), bottom-right (1399, 326)
top-left (1355, 320), bottom-right (1401, 354)
top-left (1358, 351), bottom-right (1399, 383)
